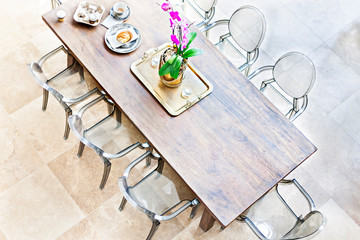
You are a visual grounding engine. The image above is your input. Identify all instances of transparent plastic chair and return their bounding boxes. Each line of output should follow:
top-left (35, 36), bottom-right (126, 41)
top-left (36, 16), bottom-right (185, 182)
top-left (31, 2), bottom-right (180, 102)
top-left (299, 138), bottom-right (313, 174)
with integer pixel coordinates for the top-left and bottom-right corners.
top-left (201, 5), bottom-right (266, 76)
top-left (68, 94), bottom-right (150, 189)
top-left (28, 45), bottom-right (102, 140)
top-left (51, 0), bottom-right (62, 9)
top-left (238, 179), bottom-right (325, 240)
top-left (248, 52), bottom-right (316, 122)
top-left (118, 151), bottom-right (200, 240)
top-left (178, 0), bottom-right (218, 30)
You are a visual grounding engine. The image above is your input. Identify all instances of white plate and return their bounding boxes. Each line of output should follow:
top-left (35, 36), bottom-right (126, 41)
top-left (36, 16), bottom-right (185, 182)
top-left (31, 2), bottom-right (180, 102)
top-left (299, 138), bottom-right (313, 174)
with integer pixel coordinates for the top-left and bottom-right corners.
top-left (107, 28), bottom-right (138, 49)
top-left (105, 23), bottom-right (142, 54)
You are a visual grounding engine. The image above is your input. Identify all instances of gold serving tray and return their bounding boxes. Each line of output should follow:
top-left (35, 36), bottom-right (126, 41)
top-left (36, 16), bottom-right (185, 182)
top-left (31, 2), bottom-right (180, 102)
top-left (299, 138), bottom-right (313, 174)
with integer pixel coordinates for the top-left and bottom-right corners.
top-left (131, 43), bottom-right (213, 116)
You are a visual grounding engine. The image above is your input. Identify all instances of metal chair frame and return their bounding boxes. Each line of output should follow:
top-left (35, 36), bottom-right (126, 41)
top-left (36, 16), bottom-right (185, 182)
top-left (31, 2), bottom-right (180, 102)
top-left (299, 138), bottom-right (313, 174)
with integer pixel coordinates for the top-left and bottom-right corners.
top-left (68, 94), bottom-right (150, 189)
top-left (51, 0), bottom-right (62, 9)
top-left (201, 5), bottom-right (266, 76)
top-left (248, 52), bottom-right (316, 122)
top-left (28, 45), bottom-right (102, 140)
top-left (238, 179), bottom-right (326, 240)
top-left (181, 0), bottom-right (218, 31)
top-left (118, 151), bottom-right (200, 240)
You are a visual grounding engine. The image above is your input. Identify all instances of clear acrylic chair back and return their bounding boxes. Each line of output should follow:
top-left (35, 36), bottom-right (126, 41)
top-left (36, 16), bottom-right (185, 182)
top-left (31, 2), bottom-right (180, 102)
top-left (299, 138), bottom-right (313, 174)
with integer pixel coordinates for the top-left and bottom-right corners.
top-left (273, 52), bottom-right (316, 99)
top-left (229, 6), bottom-right (266, 53)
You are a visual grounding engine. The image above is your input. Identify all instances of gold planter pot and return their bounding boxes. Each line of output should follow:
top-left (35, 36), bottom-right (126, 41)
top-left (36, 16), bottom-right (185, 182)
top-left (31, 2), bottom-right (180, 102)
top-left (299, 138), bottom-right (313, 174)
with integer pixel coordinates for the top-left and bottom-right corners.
top-left (159, 47), bottom-right (187, 88)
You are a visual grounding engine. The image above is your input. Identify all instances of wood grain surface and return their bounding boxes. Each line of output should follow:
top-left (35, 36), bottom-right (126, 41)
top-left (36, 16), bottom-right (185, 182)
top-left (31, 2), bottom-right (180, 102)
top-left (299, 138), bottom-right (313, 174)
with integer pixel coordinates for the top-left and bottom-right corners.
top-left (43, 0), bottom-right (317, 230)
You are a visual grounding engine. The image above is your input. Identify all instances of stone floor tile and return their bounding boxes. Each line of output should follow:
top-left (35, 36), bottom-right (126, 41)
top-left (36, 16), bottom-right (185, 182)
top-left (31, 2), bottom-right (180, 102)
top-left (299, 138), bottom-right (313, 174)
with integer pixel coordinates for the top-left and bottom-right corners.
top-left (0, 229), bottom-right (6, 240)
top-left (330, 88), bottom-right (360, 145)
top-left (283, 0), bottom-right (360, 42)
top-left (0, 104), bottom-right (45, 192)
top-left (286, 167), bottom-right (331, 210)
top-left (0, 42), bottom-right (42, 114)
top-left (30, 28), bottom-right (63, 56)
top-left (302, 115), bottom-right (360, 185)
top-left (0, 13), bottom-right (26, 58)
top-left (326, 17), bottom-right (360, 76)
top-left (88, 193), bottom-right (185, 240)
top-left (258, 5), bottom-right (323, 58)
top-left (217, 0), bottom-right (282, 18)
top-left (308, 44), bottom-right (360, 114)
top-left (10, 96), bottom-right (79, 163)
top-left (173, 214), bottom-right (258, 240)
top-left (315, 199), bottom-right (360, 239)
top-left (0, 165), bottom-right (84, 240)
top-left (293, 101), bottom-right (327, 142)
top-left (15, 1), bottom-right (54, 40)
top-left (300, 115), bottom-right (360, 225)
top-left (56, 218), bottom-right (104, 240)
top-left (48, 142), bottom-right (146, 215)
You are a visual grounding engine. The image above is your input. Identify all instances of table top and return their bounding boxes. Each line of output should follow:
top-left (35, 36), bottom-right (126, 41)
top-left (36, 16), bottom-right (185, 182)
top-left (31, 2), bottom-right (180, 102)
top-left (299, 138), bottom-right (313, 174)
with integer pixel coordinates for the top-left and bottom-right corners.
top-left (43, 0), bottom-right (317, 227)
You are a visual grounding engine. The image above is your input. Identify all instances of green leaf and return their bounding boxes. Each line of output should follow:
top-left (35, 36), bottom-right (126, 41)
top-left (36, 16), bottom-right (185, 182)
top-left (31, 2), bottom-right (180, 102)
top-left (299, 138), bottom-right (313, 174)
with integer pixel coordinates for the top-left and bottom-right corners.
top-left (184, 32), bottom-right (197, 52)
top-left (182, 48), bottom-right (203, 59)
top-left (187, 32), bottom-right (197, 46)
top-left (170, 56), bottom-right (183, 79)
top-left (167, 54), bottom-right (177, 64)
top-left (159, 61), bottom-right (172, 76)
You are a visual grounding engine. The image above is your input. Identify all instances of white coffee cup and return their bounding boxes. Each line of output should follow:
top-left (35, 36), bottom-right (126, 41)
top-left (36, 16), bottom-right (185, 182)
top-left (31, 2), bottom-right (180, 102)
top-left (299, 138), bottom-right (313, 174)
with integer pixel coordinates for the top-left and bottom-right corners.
top-left (112, 2), bottom-right (127, 18)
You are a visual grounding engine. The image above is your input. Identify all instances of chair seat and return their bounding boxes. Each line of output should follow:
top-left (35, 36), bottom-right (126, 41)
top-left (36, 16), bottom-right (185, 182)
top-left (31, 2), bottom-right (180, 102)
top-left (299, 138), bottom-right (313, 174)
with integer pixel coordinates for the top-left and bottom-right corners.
top-left (84, 114), bottom-right (144, 155)
top-left (128, 171), bottom-right (181, 215)
top-left (283, 212), bottom-right (324, 239)
top-left (245, 189), bottom-right (298, 239)
top-left (174, 1), bottom-right (203, 24)
top-left (47, 63), bottom-right (90, 101)
top-left (216, 38), bottom-right (247, 68)
top-left (261, 84), bottom-right (294, 116)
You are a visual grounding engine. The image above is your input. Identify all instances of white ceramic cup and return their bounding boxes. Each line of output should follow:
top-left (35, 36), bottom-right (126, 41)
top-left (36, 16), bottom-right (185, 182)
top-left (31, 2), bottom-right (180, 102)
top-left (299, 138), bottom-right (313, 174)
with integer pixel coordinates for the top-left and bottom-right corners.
top-left (56, 10), bottom-right (66, 22)
top-left (112, 2), bottom-right (127, 18)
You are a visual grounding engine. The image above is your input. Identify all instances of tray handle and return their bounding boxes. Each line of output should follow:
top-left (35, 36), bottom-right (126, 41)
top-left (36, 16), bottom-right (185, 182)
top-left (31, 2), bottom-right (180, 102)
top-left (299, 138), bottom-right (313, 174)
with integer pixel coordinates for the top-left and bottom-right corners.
top-left (142, 47), bottom-right (159, 60)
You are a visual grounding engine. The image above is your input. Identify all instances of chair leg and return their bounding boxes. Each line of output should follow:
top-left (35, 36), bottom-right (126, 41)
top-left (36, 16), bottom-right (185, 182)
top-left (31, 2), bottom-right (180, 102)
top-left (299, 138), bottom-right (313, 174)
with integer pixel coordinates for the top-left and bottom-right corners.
top-left (244, 65), bottom-right (251, 77)
top-left (99, 160), bottom-right (111, 190)
top-left (42, 89), bottom-right (49, 111)
top-left (119, 197), bottom-right (127, 211)
top-left (77, 142), bottom-right (85, 157)
top-left (146, 220), bottom-right (160, 240)
top-left (146, 146), bottom-right (154, 167)
top-left (190, 203), bottom-right (200, 218)
top-left (156, 158), bottom-right (164, 174)
top-left (260, 82), bottom-right (266, 92)
top-left (107, 103), bottom-right (113, 115)
top-left (63, 109), bottom-right (72, 140)
top-left (115, 106), bottom-right (122, 127)
top-left (244, 52), bottom-right (252, 77)
top-left (205, 24), bottom-right (209, 38)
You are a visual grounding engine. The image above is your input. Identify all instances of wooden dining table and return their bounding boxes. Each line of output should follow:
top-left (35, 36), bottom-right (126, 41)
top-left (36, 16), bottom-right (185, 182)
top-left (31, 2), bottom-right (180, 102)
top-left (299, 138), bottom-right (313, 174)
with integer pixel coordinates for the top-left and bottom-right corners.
top-left (43, 0), bottom-right (317, 232)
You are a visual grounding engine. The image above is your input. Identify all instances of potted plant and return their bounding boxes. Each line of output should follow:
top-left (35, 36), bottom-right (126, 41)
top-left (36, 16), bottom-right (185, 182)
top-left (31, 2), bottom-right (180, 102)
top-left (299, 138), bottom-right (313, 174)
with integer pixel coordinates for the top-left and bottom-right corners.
top-left (159, 0), bottom-right (203, 87)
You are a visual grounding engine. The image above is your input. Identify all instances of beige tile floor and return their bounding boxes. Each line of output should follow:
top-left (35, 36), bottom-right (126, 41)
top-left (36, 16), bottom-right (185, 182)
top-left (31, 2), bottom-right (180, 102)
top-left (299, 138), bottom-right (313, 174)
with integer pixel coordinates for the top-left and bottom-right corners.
top-left (0, 0), bottom-right (359, 239)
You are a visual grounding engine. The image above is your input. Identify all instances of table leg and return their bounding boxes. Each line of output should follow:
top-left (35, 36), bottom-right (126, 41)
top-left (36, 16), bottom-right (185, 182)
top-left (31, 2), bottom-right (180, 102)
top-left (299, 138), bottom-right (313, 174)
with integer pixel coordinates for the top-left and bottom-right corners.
top-left (199, 208), bottom-right (216, 232)
top-left (67, 53), bottom-right (75, 67)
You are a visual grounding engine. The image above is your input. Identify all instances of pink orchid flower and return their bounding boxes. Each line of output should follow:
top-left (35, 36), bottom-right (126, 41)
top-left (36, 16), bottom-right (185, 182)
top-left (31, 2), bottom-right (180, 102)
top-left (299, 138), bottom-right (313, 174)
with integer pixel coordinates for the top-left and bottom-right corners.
top-left (169, 11), bottom-right (181, 21)
top-left (161, 2), bottom-right (171, 11)
top-left (181, 18), bottom-right (189, 35)
top-left (181, 36), bottom-right (189, 51)
top-left (181, 18), bottom-right (188, 28)
top-left (169, 18), bottom-right (175, 29)
top-left (171, 34), bottom-right (180, 45)
top-left (182, 26), bottom-right (189, 35)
